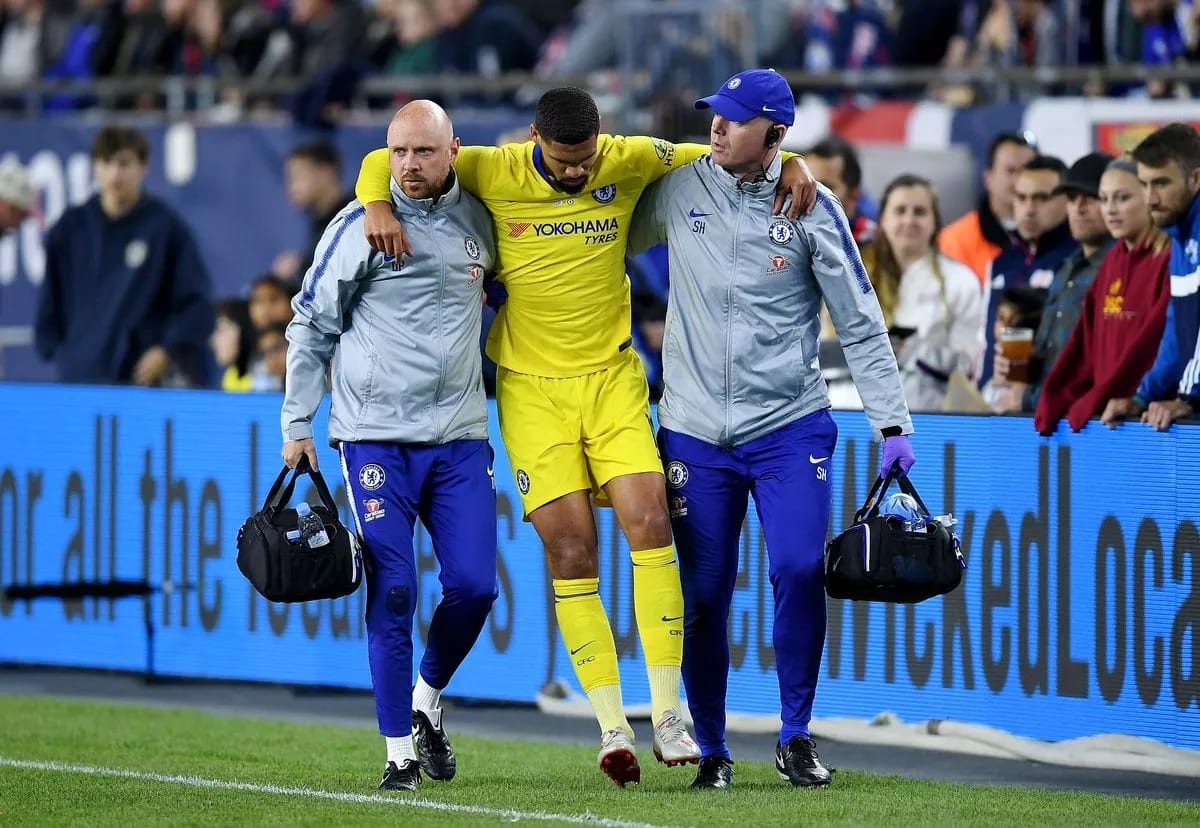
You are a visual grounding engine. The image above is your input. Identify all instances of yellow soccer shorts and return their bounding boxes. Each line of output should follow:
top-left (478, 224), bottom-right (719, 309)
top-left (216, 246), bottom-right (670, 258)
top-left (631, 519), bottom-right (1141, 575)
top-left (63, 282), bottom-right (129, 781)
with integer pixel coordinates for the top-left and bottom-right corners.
top-left (496, 348), bottom-right (663, 517)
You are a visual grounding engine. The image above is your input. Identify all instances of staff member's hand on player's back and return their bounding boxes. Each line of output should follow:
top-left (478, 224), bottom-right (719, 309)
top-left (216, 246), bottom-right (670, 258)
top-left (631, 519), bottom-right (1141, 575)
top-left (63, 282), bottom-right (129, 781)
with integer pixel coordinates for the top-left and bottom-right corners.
top-left (363, 201), bottom-right (412, 258)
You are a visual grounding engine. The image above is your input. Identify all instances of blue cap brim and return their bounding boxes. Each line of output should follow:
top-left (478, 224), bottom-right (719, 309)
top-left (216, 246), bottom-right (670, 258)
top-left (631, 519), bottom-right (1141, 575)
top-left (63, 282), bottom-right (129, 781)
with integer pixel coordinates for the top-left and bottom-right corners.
top-left (693, 92), bottom-right (759, 123)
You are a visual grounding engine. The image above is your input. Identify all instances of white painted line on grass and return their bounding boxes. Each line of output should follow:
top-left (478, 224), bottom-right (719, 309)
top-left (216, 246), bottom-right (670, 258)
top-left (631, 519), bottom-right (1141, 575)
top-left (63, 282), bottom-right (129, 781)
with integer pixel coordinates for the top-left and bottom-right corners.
top-left (0, 757), bottom-right (672, 828)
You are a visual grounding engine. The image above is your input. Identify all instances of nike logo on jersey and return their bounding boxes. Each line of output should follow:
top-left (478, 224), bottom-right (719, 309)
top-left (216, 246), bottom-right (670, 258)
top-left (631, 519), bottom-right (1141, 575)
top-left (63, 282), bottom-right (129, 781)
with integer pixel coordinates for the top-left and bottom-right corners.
top-left (570, 640), bottom-right (595, 655)
top-left (688, 208), bottom-right (712, 219)
top-left (661, 615), bottom-right (683, 622)
top-left (809, 455), bottom-right (829, 464)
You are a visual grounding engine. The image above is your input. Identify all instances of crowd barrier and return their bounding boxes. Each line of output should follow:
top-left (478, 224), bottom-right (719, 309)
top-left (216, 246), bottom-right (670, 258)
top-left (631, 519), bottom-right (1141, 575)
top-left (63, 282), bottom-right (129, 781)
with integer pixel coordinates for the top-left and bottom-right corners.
top-left (0, 384), bottom-right (1195, 750)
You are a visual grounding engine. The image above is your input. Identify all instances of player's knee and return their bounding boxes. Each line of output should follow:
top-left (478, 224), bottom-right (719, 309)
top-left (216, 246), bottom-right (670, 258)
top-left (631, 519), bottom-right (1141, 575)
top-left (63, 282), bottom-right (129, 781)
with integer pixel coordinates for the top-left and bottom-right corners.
top-left (623, 506), bottom-right (672, 549)
top-left (545, 536), bottom-right (599, 579)
top-left (448, 573), bottom-right (499, 609)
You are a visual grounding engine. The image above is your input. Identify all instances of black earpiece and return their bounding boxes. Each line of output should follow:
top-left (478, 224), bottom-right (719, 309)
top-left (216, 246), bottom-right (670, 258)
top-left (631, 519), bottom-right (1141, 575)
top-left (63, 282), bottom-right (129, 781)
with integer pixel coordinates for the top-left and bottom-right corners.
top-left (764, 127), bottom-right (781, 149)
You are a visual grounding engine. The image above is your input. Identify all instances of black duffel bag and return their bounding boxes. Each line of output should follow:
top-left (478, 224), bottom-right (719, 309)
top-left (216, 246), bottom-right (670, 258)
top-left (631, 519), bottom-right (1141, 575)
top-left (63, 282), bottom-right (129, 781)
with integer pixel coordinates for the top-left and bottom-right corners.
top-left (237, 458), bottom-right (362, 603)
top-left (825, 472), bottom-right (965, 604)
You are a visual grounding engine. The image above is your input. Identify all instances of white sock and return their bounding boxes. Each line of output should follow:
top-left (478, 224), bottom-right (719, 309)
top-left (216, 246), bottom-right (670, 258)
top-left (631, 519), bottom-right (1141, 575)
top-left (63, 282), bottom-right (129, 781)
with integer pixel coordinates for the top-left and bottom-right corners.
top-left (412, 675), bottom-right (443, 714)
top-left (385, 735), bottom-right (416, 765)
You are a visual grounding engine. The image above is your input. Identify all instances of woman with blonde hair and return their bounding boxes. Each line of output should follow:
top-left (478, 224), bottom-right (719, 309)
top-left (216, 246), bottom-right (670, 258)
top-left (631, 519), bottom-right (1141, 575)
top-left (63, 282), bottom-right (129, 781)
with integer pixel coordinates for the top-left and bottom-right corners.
top-left (861, 174), bottom-right (984, 411)
top-left (1035, 158), bottom-right (1172, 435)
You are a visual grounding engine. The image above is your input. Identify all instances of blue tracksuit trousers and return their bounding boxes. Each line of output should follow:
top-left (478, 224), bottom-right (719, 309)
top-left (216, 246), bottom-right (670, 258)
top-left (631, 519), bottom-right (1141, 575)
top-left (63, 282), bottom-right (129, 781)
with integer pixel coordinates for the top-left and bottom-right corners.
top-left (340, 439), bottom-right (498, 737)
top-left (659, 409), bottom-right (837, 758)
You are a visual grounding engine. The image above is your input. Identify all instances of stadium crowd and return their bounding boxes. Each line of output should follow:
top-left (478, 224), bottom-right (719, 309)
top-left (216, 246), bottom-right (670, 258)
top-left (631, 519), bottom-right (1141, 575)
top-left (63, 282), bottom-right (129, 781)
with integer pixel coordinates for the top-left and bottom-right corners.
top-left (3, 0), bottom-right (1200, 123)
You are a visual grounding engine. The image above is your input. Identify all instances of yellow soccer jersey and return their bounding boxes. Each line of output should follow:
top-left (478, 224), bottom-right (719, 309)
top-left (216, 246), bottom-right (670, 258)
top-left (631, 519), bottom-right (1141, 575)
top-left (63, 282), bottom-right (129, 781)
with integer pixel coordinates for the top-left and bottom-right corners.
top-left (357, 135), bottom-right (707, 377)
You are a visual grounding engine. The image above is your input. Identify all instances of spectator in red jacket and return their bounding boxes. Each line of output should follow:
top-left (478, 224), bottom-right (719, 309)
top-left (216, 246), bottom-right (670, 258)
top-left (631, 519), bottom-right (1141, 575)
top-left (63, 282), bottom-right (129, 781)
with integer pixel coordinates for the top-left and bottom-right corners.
top-left (1034, 159), bottom-right (1171, 435)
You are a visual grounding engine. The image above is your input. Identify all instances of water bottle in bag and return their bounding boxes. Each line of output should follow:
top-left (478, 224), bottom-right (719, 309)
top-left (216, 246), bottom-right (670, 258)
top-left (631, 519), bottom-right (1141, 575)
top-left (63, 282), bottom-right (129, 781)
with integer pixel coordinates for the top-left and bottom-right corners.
top-left (295, 501), bottom-right (330, 549)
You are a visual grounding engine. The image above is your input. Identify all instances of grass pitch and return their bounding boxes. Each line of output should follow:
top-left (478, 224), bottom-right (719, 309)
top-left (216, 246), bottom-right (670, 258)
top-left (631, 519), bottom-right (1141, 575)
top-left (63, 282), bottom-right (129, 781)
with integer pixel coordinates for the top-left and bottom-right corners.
top-left (0, 694), bottom-right (1195, 826)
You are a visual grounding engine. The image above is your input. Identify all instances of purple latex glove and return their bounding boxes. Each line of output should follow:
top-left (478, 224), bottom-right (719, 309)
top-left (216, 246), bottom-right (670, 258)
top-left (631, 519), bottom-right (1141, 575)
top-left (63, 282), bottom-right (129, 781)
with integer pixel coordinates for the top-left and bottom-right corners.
top-left (881, 434), bottom-right (915, 477)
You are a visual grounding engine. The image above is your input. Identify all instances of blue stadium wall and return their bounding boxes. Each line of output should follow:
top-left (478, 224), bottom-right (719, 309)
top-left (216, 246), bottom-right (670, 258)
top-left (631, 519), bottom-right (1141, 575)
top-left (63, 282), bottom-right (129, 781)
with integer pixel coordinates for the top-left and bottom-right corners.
top-left (0, 385), bottom-right (1196, 750)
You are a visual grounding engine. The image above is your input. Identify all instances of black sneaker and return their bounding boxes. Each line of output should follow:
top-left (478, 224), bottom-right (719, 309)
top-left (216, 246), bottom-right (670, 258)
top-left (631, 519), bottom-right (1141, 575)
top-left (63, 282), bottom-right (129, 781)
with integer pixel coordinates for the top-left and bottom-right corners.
top-left (412, 709), bottom-right (457, 781)
top-left (775, 736), bottom-right (832, 788)
top-left (379, 759), bottom-right (422, 791)
top-left (690, 756), bottom-right (735, 789)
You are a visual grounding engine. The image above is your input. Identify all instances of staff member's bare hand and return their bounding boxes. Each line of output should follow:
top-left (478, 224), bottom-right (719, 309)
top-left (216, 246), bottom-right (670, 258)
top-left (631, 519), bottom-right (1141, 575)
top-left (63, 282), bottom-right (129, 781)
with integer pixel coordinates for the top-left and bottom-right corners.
top-left (364, 201), bottom-right (413, 259)
top-left (775, 155), bottom-right (817, 218)
top-left (283, 438), bottom-right (319, 470)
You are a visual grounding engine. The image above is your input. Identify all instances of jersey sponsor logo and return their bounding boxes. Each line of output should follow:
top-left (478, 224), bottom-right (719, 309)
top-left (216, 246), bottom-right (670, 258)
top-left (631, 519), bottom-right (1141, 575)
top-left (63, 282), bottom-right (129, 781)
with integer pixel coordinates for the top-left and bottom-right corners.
top-left (516, 468), bottom-right (530, 494)
top-left (468, 264), bottom-right (484, 283)
top-left (359, 463), bottom-right (386, 491)
top-left (125, 240), bottom-right (148, 268)
top-left (767, 254), bottom-right (790, 275)
top-left (464, 236), bottom-right (481, 260)
top-left (653, 138), bottom-right (675, 167)
top-left (504, 217), bottom-right (619, 240)
top-left (592, 184), bottom-right (617, 204)
top-left (362, 498), bottom-right (386, 522)
top-left (666, 461), bottom-right (688, 488)
top-left (768, 219), bottom-right (795, 246)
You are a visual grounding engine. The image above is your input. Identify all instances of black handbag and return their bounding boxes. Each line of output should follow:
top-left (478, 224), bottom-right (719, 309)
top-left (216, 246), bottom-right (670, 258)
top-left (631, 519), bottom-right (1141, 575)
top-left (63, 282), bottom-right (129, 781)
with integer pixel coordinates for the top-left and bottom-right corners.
top-left (236, 458), bottom-right (362, 603)
top-left (825, 472), bottom-right (965, 604)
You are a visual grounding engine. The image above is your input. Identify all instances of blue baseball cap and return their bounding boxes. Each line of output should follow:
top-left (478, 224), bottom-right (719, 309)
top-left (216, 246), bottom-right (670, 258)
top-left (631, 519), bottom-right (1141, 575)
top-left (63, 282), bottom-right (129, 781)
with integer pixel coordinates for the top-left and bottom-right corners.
top-left (694, 69), bottom-right (795, 126)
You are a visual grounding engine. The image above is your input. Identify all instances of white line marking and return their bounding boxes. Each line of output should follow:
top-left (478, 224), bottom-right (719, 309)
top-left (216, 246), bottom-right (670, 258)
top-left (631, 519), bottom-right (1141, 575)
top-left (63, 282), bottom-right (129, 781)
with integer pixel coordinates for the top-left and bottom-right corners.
top-left (0, 757), bottom-right (670, 828)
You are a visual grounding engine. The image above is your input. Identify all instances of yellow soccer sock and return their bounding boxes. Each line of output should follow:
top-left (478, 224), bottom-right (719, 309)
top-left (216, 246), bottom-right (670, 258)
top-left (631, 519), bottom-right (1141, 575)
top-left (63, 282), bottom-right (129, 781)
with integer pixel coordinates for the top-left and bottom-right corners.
top-left (553, 578), bottom-right (627, 734)
top-left (630, 545), bottom-right (685, 721)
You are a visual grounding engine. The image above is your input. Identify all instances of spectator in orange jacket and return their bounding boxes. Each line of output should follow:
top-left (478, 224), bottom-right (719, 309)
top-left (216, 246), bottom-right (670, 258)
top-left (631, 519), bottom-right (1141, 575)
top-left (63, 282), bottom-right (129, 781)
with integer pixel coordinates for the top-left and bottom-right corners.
top-left (1034, 159), bottom-right (1171, 435)
top-left (940, 131), bottom-right (1036, 283)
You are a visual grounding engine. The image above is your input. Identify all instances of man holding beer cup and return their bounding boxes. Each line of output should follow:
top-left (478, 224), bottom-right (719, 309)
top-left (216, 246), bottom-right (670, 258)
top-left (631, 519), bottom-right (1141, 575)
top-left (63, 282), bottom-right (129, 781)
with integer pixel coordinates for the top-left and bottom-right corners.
top-left (993, 153), bottom-right (1115, 413)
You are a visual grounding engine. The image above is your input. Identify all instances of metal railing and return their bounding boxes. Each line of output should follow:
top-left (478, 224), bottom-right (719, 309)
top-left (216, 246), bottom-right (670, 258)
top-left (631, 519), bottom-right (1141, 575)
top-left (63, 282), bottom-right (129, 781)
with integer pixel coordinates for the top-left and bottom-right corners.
top-left (0, 63), bottom-right (1197, 120)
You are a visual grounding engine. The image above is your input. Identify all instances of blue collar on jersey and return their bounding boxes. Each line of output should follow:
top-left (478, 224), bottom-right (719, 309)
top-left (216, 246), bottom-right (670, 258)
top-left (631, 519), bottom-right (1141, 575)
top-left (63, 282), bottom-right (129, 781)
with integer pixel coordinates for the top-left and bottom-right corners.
top-left (531, 144), bottom-right (558, 189)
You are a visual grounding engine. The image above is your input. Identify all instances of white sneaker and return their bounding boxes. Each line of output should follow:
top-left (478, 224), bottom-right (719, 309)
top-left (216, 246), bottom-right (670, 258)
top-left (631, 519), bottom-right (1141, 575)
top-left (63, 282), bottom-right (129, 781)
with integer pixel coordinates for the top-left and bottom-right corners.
top-left (598, 727), bottom-right (641, 786)
top-left (652, 709), bottom-right (700, 766)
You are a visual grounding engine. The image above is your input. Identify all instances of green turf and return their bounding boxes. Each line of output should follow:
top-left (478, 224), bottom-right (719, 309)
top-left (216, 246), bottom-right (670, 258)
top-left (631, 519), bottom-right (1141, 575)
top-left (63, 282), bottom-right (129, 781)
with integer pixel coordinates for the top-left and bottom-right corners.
top-left (0, 694), bottom-right (1195, 827)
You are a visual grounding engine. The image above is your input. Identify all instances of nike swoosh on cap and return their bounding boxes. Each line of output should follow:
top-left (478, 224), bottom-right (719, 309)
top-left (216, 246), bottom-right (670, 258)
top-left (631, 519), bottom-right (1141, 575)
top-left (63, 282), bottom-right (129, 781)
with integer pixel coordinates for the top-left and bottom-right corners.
top-left (688, 208), bottom-right (711, 218)
top-left (762, 106), bottom-right (776, 112)
top-left (809, 455), bottom-right (829, 464)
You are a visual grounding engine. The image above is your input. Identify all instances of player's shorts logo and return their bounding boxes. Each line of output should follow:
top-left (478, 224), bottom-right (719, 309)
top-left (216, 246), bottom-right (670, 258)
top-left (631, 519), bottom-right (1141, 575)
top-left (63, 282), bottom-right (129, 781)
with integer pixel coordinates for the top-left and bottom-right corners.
top-left (769, 219), bottom-right (795, 246)
top-left (464, 236), bottom-right (481, 260)
top-left (666, 461), bottom-right (688, 489)
top-left (359, 463), bottom-right (386, 491)
top-left (516, 469), bottom-right (530, 494)
top-left (592, 184), bottom-right (617, 204)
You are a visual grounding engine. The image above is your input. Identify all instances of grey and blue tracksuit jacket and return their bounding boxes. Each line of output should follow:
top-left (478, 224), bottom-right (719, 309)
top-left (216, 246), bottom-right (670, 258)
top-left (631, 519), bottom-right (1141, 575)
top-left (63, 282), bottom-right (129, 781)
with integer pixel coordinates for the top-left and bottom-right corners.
top-left (630, 153), bottom-right (912, 446)
top-left (282, 176), bottom-right (496, 446)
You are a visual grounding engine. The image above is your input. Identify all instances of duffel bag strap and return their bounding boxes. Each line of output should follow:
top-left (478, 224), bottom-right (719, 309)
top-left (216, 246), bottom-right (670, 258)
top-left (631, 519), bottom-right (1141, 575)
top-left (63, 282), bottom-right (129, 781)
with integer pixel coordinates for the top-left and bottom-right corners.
top-left (897, 475), bottom-right (933, 517)
top-left (854, 469), bottom-right (903, 524)
top-left (264, 455), bottom-right (340, 516)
